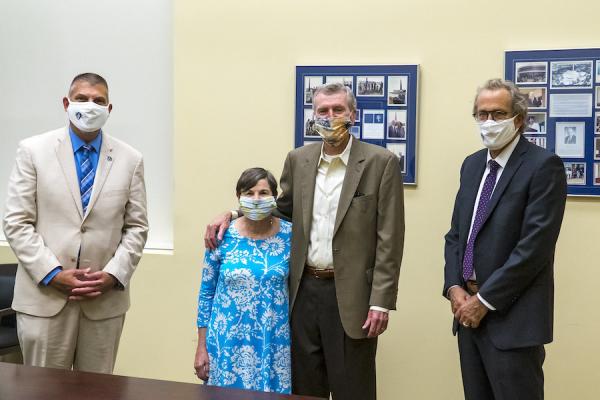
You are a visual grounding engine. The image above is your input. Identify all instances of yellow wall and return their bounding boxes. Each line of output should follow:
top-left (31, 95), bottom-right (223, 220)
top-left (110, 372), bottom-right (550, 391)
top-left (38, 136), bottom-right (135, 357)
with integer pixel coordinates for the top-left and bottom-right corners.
top-left (2, 0), bottom-right (600, 398)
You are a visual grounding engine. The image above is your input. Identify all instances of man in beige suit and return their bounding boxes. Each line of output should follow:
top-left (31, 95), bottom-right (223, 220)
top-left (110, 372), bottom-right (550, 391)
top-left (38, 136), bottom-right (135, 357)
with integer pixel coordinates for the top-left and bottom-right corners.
top-left (3, 73), bottom-right (148, 373)
top-left (206, 83), bottom-right (404, 399)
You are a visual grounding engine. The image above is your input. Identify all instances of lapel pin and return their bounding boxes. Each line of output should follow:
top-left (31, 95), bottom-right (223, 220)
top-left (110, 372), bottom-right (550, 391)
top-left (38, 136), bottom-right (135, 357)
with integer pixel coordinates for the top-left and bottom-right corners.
top-left (107, 156), bottom-right (113, 162)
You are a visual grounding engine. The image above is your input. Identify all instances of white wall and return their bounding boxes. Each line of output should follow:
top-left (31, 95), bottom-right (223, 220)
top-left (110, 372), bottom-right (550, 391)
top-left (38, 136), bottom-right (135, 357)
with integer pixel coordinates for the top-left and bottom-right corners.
top-left (0, 0), bottom-right (173, 249)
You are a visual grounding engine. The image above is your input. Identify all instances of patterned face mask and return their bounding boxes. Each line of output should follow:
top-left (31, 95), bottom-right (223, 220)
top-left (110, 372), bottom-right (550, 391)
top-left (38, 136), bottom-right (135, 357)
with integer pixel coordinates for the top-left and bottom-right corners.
top-left (239, 196), bottom-right (277, 221)
top-left (311, 116), bottom-right (352, 146)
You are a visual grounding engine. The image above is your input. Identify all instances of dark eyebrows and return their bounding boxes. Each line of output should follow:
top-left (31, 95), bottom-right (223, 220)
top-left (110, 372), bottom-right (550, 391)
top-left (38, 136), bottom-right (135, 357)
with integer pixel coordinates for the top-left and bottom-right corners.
top-left (93, 96), bottom-right (108, 104)
top-left (70, 94), bottom-right (108, 104)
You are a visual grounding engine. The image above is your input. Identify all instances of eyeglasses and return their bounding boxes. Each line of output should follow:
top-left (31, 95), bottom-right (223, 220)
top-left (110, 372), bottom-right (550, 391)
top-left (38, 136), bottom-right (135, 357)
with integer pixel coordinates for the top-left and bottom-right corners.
top-left (473, 110), bottom-right (511, 122)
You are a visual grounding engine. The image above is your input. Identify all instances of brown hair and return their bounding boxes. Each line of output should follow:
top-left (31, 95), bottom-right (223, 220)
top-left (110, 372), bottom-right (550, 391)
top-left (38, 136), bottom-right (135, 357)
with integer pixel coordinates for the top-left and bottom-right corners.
top-left (236, 167), bottom-right (278, 197)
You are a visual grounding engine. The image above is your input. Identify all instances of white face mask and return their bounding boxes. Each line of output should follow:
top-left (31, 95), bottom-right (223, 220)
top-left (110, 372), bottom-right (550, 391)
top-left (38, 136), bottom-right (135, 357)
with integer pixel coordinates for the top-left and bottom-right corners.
top-left (477, 116), bottom-right (518, 150)
top-left (67, 99), bottom-right (110, 133)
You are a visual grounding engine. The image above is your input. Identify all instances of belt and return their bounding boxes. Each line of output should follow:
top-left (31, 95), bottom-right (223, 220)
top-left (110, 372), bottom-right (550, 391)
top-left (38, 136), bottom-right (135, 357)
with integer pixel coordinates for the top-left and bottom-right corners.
top-left (466, 280), bottom-right (479, 295)
top-left (304, 265), bottom-right (334, 279)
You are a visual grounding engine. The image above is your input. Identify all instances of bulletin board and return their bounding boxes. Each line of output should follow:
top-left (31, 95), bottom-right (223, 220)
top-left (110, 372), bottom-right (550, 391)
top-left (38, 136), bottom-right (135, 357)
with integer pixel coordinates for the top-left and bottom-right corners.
top-left (505, 48), bottom-right (600, 196)
top-left (295, 65), bottom-right (419, 185)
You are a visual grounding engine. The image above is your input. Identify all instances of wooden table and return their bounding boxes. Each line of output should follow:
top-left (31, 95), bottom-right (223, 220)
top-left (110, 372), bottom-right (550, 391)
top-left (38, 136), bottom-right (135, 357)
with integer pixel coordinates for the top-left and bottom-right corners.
top-left (0, 362), bottom-right (324, 400)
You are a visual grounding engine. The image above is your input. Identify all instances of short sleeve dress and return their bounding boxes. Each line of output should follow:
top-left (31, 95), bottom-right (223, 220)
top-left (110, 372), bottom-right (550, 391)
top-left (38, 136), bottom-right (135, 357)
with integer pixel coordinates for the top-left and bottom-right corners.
top-left (197, 219), bottom-right (292, 394)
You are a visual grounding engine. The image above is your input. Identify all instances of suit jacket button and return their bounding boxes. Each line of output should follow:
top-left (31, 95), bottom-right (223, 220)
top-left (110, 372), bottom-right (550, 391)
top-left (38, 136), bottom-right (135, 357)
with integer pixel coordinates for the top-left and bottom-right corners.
top-left (332, 248), bottom-right (339, 253)
top-left (81, 227), bottom-right (86, 233)
top-left (71, 258), bottom-right (76, 263)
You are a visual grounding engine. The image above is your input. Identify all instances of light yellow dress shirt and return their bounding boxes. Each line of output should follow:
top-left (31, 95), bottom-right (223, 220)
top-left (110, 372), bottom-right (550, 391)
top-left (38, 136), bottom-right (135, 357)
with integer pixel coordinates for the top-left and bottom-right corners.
top-left (306, 137), bottom-right (353, 269)
top-left (306, 136), bottom-right (388, 313)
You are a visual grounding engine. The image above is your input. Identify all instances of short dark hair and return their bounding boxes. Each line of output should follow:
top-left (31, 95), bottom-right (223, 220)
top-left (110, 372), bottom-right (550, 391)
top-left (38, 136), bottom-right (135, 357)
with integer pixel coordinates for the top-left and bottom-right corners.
top-left (236, 167), bottom-right (278, 197)
top-left (69, 73), bottom-right (109, 93)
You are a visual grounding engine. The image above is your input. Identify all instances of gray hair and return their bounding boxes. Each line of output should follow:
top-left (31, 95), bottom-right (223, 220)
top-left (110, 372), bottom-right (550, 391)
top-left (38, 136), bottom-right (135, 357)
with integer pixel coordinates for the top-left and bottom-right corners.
top-left (312, 82), bottom-right (357, 113)
top-left (473, 78), bottom-right (528, 133)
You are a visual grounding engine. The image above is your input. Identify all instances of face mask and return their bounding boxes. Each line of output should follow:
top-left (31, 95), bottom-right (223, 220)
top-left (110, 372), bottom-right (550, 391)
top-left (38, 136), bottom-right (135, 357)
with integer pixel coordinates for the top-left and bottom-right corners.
top-left (478, 116), bottom-right (518, 150)
top-left (67, 99), bottom-right (110, 133)
top-left (239, 196), bottom-right (277, 221)
top-left (312, 116), bottom-right (352, 146)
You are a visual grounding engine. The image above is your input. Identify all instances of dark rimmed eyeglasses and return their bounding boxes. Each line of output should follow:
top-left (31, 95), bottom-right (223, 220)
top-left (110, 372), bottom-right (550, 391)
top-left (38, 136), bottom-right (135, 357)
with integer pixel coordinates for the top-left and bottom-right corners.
top-left (473, 110), bottom-right (512, 122)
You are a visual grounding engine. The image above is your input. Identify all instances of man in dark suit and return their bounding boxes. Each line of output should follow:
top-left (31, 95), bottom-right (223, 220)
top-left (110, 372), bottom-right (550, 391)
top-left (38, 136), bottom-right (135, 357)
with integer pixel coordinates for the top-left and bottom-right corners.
top-left (443, 78), bottom-right (567, 400)
top-left (397, 121), bottom-right (406, 138)
top-left (388, 120), bottom-right (398, 137)
top-left (207, 82), bottom-right (404, 399)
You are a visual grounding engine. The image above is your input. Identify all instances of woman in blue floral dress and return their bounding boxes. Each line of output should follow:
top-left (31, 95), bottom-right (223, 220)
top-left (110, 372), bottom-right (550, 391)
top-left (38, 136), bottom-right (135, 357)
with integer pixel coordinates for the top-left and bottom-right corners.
top-left (194, 168), bottom-right (292, 394)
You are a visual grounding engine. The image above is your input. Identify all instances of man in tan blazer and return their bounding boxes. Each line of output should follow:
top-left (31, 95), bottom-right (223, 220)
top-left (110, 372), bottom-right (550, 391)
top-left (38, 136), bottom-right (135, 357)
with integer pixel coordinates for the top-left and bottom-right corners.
top-left (206, 83), bottom-right (404, 399)
top-left (3, 73), bottom-right (148, 373)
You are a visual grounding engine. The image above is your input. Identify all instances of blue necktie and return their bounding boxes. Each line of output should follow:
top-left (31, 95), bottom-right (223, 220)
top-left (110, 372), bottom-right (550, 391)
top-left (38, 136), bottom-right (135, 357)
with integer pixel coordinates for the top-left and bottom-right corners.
top-left (462, 160), bottom-right (500, 281)
top-left (80, 144), bottom-right (95, 214)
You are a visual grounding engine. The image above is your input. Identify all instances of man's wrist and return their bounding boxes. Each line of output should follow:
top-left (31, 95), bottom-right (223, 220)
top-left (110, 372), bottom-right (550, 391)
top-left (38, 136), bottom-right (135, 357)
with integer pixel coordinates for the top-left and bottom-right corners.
top-left (107, 273), bottom-right (124, 290)
top-left (369, 306), bottom-right (389, 313)
top-left (476, 293), bottom-right (496, 311)
top-left (446, 285), bottom-right (461, 299)
top-left (42, 266), bottom-right (62, 286)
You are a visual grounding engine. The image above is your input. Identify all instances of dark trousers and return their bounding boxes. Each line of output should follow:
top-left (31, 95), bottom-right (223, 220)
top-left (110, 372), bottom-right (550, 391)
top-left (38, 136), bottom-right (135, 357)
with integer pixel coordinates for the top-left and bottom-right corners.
top-left (291, 275), bottom-right (377, 400)
top-left (458, 323), bottom-right (545, 400)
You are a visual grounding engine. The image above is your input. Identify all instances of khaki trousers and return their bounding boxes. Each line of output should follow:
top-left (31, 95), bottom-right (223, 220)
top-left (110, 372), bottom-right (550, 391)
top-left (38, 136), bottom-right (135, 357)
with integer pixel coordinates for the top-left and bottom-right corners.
top-left (17, 301), bottom-right (124, 373)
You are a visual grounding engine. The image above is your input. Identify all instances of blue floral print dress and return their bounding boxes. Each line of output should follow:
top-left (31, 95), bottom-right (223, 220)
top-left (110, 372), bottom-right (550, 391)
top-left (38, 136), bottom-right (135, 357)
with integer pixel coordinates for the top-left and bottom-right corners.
top-left (197, 219), bottom-right (292, 394)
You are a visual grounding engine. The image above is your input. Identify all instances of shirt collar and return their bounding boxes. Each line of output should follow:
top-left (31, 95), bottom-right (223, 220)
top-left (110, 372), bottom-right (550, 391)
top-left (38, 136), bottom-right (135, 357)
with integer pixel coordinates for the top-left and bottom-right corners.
top-left (320, 135), bottom-right (353, 166)
top-left (487, 134), bottom-right (520, 169)
top-left (69, 126), bottom-right (102, 154)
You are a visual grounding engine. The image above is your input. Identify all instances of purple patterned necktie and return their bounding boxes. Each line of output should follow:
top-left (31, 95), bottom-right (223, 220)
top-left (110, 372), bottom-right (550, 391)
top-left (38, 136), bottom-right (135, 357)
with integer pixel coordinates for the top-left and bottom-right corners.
top-left (462, 160), bottom-right (500, 281)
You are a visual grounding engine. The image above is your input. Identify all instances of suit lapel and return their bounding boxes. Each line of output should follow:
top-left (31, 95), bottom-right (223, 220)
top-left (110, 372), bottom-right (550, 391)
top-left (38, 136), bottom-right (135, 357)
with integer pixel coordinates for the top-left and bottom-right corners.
top-left (480, 136), bottom-right (527, 227)
top-left (83, 134), bottom-right (115, 221)
top-left (55, 128), bottom-right (84, 219)
top-left (333, 139), bottom-right (366, 237)
top-left (300, 145), bottom-right (321, 241)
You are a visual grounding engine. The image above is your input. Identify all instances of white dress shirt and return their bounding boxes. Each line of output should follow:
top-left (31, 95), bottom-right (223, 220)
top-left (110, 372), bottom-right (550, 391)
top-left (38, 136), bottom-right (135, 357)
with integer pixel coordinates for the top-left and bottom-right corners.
top-left (306, 136), bottom-right (388, 313)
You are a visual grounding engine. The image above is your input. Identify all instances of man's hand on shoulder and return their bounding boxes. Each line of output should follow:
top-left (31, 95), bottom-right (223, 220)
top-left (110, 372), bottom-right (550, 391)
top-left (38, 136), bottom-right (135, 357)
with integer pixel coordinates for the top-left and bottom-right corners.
top-left (204, 211), bottom-right (233, 250)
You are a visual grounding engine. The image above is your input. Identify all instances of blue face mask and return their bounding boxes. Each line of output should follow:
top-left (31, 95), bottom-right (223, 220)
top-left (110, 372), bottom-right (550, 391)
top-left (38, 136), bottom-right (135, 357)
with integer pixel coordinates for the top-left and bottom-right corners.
top-left (239, 196), bottom-right (277, 221)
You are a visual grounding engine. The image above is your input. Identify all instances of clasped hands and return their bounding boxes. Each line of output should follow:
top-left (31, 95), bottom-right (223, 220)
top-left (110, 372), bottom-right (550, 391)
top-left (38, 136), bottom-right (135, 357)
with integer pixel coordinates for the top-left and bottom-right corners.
top-left (50, 268), bottom-right (116, 300)
top-left (448, 286), bottom-right (488, 329)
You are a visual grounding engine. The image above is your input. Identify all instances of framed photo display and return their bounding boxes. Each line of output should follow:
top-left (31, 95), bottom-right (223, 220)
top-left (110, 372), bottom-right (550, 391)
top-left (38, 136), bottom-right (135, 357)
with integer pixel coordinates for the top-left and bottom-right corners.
top-left (295, 65), bottom-right (419, 185)
top-left (505, 48), bottom-right (600, 196)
